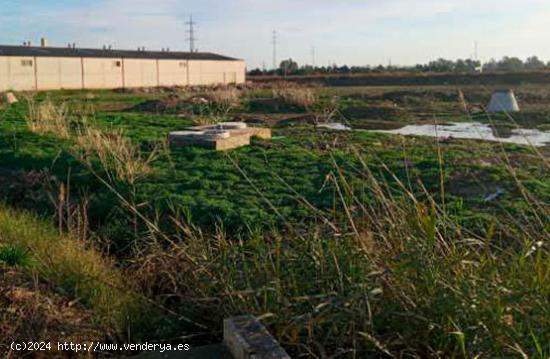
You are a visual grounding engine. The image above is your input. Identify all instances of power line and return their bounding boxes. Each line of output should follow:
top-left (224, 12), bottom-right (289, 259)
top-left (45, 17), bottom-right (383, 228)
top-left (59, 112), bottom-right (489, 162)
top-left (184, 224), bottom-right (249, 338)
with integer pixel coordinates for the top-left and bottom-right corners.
top-left (272, 30), bottom-right (277, 70)
top-left (186, 14), bottom-right (197, 53)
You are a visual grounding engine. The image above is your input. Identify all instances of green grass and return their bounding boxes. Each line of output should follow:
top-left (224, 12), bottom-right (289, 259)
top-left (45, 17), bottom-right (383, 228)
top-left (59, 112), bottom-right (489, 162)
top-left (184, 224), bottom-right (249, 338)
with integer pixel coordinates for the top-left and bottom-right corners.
top-left (0, 244), bottom-right (32, 267)
top-left (1, 96), bottom-right (546, 238)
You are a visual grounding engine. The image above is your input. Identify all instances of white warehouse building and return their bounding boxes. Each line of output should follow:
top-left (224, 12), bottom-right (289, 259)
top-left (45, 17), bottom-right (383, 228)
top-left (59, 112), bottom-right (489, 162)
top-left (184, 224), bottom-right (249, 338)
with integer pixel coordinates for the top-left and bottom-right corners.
top-left (0, 42), bottom-right (246, 91)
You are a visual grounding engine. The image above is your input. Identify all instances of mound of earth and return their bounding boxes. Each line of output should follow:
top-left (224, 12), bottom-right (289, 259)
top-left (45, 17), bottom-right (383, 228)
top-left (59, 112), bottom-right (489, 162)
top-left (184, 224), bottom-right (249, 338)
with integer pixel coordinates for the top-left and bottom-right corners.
top-left (248, 97), bottom-right (308, 113)
top-left (130, 94), bottom-right (186, 113)
top-left (231, 113), bottom-right (317, 127)
top-left (131, 94), bottom-right (222, 114)
top-left (342, 105), bottom-right (405, 120)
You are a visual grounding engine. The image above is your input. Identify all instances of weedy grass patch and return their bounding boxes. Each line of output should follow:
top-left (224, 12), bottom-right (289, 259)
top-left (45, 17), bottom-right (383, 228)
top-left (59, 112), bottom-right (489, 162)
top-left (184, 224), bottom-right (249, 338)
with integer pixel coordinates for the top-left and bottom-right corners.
top-left (0, 85), bottom-right (548, 356)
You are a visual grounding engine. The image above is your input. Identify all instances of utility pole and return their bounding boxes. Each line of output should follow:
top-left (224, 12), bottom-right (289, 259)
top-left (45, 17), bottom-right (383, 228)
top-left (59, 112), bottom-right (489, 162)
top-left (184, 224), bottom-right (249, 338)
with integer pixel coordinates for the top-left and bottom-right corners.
top-left (311, 46), bottom-right (316, 67)
top-left (186, 14), bottom-right (197, 53)
top-left (474, 40), bottom-right (478, 62)
top-left (272, 30), bottom-right (278, 70)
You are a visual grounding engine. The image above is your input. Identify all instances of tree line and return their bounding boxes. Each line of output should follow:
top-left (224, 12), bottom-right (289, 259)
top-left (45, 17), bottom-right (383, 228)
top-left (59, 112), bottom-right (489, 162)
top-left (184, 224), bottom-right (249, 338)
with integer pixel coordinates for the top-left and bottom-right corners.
top-left (249, 56), bottom-right (549, 76)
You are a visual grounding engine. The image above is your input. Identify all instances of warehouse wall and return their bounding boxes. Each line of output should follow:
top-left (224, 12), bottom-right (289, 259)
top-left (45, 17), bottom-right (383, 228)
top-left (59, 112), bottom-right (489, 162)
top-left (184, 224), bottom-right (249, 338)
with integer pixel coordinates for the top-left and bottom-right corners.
top-left (0, 56), bottom-right (36, 91)
top-left (36, 57), bottom-right (82, 90)
top-left (0, 56), bottom-right (245, 91)
top-left (188, 60), bottom-right (245, 86)
top-left (158, 60), bottom-right (188, 87)
top-left (123, 59), bottom-right (158, 88)
top-left (83, 58), bottom-right (124, 89)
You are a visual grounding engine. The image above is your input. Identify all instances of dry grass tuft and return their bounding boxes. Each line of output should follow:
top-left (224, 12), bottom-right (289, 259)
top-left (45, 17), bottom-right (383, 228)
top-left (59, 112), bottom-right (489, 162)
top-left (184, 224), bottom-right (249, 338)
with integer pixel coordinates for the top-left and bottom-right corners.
top-left (23, 97), bottom-right (156, 185)
top-left (25, 97), bottom-right (71, 139)
top-left (206, 88), bottom-right (241, 109)
top-left (272, 85), bottom-right (317, 109)
top-left (74, 126), bottom-right (156, 184)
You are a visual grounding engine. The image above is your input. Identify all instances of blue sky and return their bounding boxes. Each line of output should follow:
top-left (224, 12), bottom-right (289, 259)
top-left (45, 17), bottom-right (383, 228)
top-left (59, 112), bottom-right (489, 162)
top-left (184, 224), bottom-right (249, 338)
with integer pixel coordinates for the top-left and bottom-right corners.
top-left (1, 0), bottom-right (549, 68)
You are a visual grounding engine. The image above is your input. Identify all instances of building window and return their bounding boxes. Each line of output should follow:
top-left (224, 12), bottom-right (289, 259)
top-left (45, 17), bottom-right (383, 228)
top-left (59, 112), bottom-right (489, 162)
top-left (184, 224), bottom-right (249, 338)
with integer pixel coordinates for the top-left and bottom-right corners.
top-left (21, 60), bottom-right (33, 67)
top-left (114, 61), bottom-right (122, 67)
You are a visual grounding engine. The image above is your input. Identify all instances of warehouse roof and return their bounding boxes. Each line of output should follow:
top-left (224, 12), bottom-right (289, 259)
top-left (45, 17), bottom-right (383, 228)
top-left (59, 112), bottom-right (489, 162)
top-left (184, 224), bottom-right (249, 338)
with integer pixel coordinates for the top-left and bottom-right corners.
top-left (0, 45), bottom-right (240, 61)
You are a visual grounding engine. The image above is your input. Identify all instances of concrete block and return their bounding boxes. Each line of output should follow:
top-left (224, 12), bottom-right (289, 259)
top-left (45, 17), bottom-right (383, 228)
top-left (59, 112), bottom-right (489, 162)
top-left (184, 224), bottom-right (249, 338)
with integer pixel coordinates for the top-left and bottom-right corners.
top-left (224, 316), bottom-right (290, 359)
top-left (169, 131), bottom-right (251, 151)
top-left (169, 122), bottom-right (271, 151)
top-left (3, 92), bottom-right (18, 104)
top-left (247, 127), bottom-right (272, 140)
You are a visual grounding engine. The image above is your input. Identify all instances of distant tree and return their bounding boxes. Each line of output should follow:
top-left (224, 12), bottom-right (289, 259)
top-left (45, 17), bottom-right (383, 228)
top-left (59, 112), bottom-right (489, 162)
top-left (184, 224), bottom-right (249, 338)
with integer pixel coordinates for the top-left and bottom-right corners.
top-left (248, 68), bottom-right (264, 76)
top-left (483, 58), bottom-right (498, 72)
top-left (497, 57), bottom-right (524, 71)
top-left (525, 56), bottom-right (545, 70)
top-left (279, 59), bottom-right (299, 76)
top-left (300, 64), bottom-right (314, 74)
top-left (454, 59), bottom-right (481, 72)
top-left (427, 58), bottom-right (455, 72)
top-left (339, 65), bottom-right (351, 73)
top-left (247, 55), bottom-right (548, 76)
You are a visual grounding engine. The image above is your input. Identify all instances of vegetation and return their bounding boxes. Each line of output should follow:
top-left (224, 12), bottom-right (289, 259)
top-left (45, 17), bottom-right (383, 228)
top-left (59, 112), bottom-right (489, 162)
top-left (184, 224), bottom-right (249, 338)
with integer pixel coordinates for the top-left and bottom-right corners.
top-left (0, 205), bottom-right (144, 350)
top-left (0, 83), bottom-right (548, 357)
top-left (250, 55), bottom-right (549, 76)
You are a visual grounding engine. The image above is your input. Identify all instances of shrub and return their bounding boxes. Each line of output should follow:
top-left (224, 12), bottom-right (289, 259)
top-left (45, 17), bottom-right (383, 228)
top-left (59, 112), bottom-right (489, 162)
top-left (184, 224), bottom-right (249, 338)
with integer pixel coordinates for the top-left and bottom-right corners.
top-left (0, 244), bottom-right (32, 268)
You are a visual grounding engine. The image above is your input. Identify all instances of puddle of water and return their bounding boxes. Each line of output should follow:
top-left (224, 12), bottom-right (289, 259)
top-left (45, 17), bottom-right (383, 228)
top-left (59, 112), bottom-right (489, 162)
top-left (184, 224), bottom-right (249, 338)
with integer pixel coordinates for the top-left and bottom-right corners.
top-left (318, 123), bottom-right (352, 131)
top-left (373, 122), bottom-right (550, 147)
top-left (311, 121), bottom-right (550, 147)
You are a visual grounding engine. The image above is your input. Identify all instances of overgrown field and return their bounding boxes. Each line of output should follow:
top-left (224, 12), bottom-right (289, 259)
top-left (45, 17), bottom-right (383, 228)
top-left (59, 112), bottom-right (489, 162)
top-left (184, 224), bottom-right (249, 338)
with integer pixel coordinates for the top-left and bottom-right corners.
top-left (0, 83), bottom-right (548, 357)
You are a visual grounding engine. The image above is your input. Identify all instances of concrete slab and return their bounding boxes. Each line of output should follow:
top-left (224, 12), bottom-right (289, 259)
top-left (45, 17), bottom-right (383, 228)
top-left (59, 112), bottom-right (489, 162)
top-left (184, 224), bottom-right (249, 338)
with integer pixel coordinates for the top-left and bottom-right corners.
top-left (169, 131), bottom-right (251, 151)
top-left (3, 92), bottom-right (18, 104)
top-left (169, 122), bottom-right (271, 151)
top-left (190, 123), bottom-right (272, 140)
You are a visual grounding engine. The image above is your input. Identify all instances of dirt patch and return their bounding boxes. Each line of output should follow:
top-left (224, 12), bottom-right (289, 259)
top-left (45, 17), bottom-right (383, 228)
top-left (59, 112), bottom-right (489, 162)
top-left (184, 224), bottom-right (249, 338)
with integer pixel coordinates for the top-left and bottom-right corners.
top-left (342, 105), bottom-right (405, 120)
top-left (0, 170), bottom-right (57, 210)
top-left (352, 120), bottom-right (405, 131)
top-left (130, 94), bottom-right (189, 114)
top-left (247, 97), bottom-right (308, 113)
top-left (0, 268), bottom-right (102, 351)
top-left (232, 113), bottom-right (317, 127)
top-left (346, 90), bottom-right (459, 104)
top-left (114, 86), bottom-right (182, 95)
top-left (447, 170), bottom-right (504, 199)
